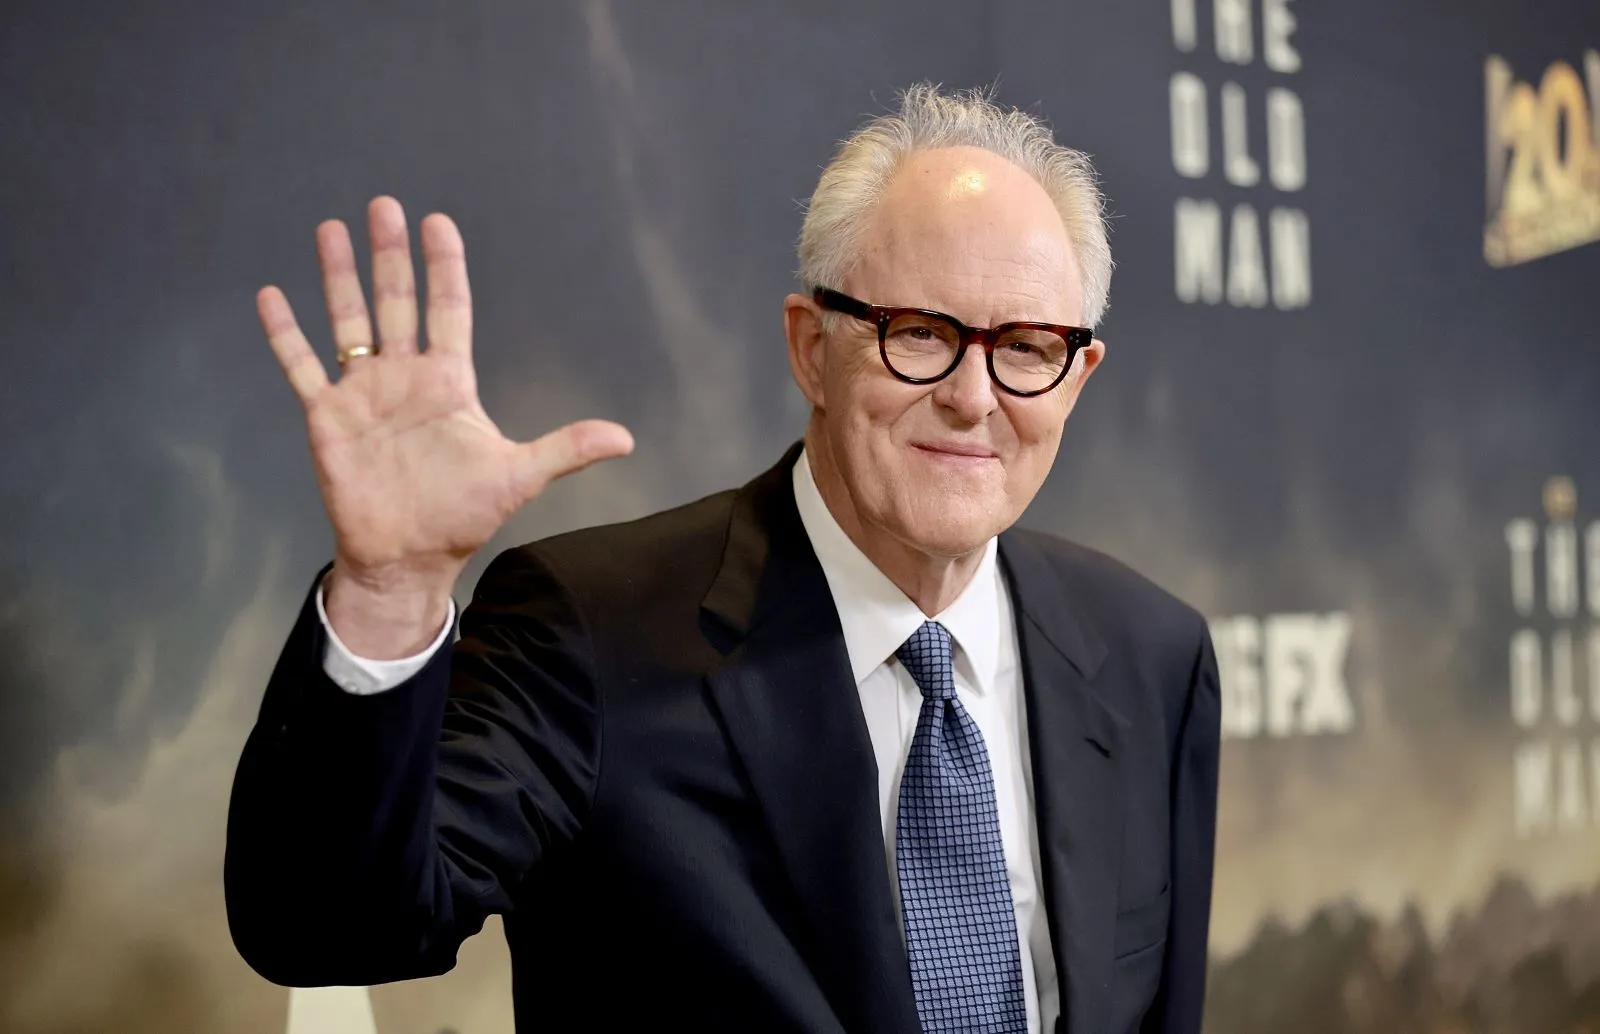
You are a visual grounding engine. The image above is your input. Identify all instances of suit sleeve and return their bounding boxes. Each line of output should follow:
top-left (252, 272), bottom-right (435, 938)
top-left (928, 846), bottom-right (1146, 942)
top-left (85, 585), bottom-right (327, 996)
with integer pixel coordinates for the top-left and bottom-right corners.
top-left (1143, 622), bottom-right (1221, 1034)
top-left (224, 545), bottom-right (601, 987)
top-left (317, 583), bottom-right (455, 695)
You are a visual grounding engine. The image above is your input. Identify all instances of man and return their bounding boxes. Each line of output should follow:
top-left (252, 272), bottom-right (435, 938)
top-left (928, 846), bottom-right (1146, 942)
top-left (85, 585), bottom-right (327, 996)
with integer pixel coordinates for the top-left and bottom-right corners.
top-left (226, 85), bottom-right (1219, 1034)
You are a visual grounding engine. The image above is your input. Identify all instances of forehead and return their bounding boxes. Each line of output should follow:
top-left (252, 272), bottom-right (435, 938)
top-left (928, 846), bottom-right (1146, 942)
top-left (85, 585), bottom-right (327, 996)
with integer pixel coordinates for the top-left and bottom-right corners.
top-left (851, 146), bottom-right (1084, 325)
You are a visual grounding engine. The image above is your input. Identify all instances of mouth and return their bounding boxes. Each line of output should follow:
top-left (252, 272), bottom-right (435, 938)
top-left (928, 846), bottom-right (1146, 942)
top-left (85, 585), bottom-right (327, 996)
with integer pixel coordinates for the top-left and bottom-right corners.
top-left (910, 441), bottom-right (1000, 461)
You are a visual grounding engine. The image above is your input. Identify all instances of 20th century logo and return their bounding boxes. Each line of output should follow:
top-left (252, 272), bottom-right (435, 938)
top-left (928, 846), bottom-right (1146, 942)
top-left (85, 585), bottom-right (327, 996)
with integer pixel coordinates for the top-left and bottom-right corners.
top-left (1485, 50), bottom-right (1600, 267)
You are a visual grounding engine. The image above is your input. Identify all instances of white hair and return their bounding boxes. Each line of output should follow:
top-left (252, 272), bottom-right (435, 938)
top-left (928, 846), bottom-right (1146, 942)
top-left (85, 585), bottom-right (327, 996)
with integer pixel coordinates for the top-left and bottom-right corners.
top-left (798, 83), bottom-right (1113, 327)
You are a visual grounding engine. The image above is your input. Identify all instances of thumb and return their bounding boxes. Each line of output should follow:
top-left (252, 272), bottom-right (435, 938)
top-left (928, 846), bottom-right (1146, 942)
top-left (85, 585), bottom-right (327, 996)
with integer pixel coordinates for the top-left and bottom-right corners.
top-left (510, 419), bottom-right (635, 503)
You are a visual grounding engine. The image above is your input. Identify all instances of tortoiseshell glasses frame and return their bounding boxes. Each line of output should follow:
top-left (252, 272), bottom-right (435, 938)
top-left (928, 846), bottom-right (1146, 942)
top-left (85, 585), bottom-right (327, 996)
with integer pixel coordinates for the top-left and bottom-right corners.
top-left (812, 287), bottom-right (1093, 397)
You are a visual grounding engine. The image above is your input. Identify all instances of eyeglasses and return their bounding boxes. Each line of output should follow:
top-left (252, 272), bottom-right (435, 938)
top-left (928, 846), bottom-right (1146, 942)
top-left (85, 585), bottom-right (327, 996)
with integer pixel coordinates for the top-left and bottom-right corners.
top-left (813, 287), bottom-right (1093, 398)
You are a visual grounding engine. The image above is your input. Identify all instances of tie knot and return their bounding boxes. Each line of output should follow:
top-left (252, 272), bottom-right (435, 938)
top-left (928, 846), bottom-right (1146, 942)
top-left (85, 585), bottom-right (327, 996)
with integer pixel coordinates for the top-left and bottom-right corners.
top-left (896, 621), bottom-right (956, 701)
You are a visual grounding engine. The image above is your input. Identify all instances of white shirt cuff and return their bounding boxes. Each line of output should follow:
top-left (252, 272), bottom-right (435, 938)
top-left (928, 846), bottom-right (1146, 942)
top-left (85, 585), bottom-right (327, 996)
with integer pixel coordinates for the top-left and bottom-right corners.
top-left (315, 580), bottom-right (456, 695)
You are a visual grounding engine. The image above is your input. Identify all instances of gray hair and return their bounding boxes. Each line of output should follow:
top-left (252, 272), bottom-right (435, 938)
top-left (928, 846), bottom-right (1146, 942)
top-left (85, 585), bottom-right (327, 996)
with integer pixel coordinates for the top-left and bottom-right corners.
top-left (798, 83), bottom-right (1113, 327)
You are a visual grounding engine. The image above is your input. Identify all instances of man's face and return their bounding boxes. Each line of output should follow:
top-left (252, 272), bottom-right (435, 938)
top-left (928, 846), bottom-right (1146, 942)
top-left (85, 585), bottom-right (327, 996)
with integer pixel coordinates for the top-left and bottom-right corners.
top-left (788, 145), bottom-right (1103, 558)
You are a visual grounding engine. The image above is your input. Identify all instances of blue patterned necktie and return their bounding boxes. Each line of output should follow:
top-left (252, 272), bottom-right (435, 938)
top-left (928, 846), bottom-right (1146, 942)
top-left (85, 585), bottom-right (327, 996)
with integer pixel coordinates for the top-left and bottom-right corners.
top-left (895, 620), bottom-right (1028, 1033)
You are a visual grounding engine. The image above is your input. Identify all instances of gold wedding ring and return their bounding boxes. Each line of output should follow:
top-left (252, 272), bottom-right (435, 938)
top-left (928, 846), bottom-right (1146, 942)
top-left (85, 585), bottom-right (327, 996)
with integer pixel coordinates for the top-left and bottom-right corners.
top-left (337, 343), bottom-right (378, 364)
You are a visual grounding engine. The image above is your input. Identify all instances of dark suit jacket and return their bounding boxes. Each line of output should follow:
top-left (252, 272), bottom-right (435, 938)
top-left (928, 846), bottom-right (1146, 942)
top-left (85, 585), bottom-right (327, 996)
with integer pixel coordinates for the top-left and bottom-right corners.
top-left (225, 444), bottom-right (1220, 1034)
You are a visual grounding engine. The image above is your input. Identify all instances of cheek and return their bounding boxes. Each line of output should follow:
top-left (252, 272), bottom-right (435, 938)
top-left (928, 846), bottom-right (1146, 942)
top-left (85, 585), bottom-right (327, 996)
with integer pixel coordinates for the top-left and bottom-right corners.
top-left (1002, 395), bottom-right (1069, 451)
top-left (996, 401), bottom-right (1069, 499)
top-left (828, 354), bottom-right (925, 431)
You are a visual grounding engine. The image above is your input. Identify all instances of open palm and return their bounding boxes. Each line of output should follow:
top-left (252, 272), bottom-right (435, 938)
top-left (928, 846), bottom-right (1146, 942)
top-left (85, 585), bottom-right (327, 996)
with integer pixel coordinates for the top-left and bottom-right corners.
top-left (259, 196), bottom-right (633, 595)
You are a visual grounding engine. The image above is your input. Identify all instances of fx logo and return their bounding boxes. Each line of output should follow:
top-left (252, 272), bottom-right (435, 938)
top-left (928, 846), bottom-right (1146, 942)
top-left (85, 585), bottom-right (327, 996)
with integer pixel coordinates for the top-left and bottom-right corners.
top-left (1210, 612), bottom-right (1354, 740)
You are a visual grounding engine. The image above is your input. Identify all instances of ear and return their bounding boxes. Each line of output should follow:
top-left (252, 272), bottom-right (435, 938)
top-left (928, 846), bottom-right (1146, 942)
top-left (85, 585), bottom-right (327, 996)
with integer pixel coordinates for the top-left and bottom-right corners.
top-left (783, 292), bottom-right (828, 409)
top-left (1079, 337), bottom-right (1106, 382)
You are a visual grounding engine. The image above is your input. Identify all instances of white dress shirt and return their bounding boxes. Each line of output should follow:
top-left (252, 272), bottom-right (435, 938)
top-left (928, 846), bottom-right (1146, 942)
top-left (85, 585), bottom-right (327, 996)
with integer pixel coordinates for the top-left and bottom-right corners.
top-left (316, 450), bottom-right (1059, 1032)
top-left (789, 449), bottom-right (1059, 1034)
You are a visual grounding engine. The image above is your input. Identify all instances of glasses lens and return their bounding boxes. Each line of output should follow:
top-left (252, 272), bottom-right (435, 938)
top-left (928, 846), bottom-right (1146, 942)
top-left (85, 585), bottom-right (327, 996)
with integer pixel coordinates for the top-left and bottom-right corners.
top-left (882, 313), bottom-right (960, 380)
top-left (992, 327), bottom-right (1071, 393)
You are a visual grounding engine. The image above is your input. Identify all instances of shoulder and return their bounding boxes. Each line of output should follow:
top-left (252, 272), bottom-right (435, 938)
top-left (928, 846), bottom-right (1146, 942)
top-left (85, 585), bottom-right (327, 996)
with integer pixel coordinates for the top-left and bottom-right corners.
top-left (473, 487), bottom-right (742, 611)
top-left (1003, 528), bottom-right (1216, 752)
top-left (1002, 526), bottom-right (1209, 658)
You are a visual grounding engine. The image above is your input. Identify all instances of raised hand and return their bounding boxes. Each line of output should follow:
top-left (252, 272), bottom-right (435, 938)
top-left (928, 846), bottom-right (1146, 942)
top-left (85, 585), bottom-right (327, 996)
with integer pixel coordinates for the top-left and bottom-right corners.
top-left (259, 196), bottom-right (633, 657)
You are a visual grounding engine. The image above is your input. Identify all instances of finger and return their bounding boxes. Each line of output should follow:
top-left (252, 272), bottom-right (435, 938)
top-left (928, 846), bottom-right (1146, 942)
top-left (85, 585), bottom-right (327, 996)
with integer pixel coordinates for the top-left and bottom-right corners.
top-left (315, 219), bottom-right (375, 360)
top-left (257, 286), bottom-right (331, 402)
top-left (511, 420), bottom-right (635, 502)
top-left (421, 213), bottom-right (472, 357)
top-left (367, 196), bottom-right (419, 357)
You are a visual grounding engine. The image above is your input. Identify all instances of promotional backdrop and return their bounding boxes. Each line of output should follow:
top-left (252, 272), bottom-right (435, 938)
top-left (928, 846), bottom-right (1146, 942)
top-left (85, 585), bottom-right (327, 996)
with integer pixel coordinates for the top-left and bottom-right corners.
top-left (2, 1), bottom-right (1598, 1031)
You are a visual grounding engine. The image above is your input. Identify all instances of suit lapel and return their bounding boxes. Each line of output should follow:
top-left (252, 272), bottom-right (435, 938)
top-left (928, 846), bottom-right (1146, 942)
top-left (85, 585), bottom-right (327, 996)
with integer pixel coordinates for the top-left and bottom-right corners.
top-left (703, 445), bottom-right (921, 1034)
top-left (1000, 532), bottom-right (1128, 1034)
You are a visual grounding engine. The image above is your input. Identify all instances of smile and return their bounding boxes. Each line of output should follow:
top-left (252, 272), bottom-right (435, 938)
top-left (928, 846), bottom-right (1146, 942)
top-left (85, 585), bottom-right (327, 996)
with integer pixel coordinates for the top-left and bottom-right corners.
top-left (911, 442), bottom-right (1000, 462)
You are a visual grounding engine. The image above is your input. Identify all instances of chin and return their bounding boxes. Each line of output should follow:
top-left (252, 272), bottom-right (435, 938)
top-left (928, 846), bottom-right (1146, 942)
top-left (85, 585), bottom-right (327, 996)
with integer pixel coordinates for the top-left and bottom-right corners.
top-left (892, 502), bottom-right (1005, 558)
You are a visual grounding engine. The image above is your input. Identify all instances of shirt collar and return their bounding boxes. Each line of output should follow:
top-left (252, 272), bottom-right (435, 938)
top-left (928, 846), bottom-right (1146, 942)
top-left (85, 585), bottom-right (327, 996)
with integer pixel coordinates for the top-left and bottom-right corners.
top-left (791, 447), bottom-right (1001, 695)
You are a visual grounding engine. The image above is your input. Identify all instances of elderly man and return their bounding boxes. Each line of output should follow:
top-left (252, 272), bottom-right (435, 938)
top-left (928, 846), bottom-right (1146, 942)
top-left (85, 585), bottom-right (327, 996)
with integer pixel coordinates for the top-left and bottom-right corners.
top-left (226, 85), bottom-right (1219, 1034)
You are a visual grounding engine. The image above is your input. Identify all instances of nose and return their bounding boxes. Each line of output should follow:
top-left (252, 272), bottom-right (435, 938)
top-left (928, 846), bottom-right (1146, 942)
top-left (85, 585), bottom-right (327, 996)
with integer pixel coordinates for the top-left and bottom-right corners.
top-left (931, 343), bottom-right (998, 424)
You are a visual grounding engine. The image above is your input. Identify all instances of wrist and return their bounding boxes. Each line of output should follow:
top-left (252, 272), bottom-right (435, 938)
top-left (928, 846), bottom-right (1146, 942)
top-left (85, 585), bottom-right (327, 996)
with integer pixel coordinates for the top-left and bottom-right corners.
top-left (324, 560), bottom-right (457, 660)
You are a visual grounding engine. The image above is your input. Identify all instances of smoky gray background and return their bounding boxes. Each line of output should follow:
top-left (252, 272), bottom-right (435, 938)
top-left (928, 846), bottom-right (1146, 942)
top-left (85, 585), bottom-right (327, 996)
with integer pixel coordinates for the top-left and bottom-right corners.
top-left (2, 0), bottom-right (1598, 1031)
